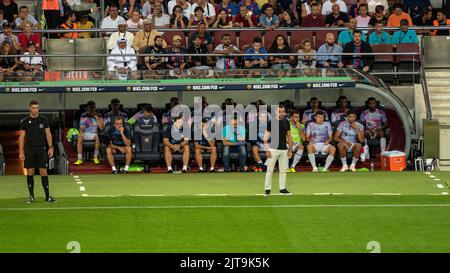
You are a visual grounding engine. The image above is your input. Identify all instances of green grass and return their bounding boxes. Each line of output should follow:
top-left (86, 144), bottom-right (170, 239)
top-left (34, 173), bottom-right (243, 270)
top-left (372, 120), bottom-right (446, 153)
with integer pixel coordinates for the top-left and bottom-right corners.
top-left (0, 172), bottom-right (450, 253)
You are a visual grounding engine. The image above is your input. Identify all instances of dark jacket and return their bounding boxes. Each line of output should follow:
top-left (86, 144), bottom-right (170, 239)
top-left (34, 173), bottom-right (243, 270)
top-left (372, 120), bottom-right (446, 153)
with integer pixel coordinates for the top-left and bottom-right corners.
top-left (342, 41), bottom-right (374, 69)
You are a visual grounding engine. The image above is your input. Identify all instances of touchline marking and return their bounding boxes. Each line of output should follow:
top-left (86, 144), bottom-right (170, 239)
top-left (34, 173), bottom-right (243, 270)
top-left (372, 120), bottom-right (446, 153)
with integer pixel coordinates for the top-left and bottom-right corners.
top-left (196, 194), bottom-right (228, 196)
top-left (3, 204), bottom-right (450, 211)
top-left (437, 184), bottom-right (445, 189)
top-left (425, 172), bottom-right (431, 175)
top-left (76, 181), bottom-right (83, 185)
top-left (430, 175), bottom-right (436, 178)
top-left (372, 193), bottom-right (402, 196)
top-left (79, 186), bottom-right (86, 192)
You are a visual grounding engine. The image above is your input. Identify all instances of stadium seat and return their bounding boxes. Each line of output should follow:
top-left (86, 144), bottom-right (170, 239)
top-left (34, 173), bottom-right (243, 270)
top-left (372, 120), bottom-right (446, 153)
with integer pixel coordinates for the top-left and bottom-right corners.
top-left (213, 30), bottom-right (237, 48)
top-left (75, 38), bottom-right (106, 71)
top-left (137, 46), bottom-right (149, 70)
top-left (43, 38), bottom-right (76, 71)
top-left (238, 30), bottom-right (262, 51)
top-left (290, 30), bottom-right (313, 50)
top-left (395, 43), bottom-right (421, 83)
top-left (371, 44), bottom-right (395, 83)
top-left (314, 30), bottom-right (339, 50)
top-left (0, 144), bottom-right (5, 175)
top-left (263, 30), bottom-right (288, 51)
top-left (163, 31), bottom-right (186, 47)
top-left (134, 122), bottom-right (161, 172)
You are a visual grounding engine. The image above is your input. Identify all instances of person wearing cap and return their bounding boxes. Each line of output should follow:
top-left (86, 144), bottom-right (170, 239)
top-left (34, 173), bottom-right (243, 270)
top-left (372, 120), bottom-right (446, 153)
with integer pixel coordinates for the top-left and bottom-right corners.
top-left (107, 37), bottom-right (137, 79)
top-left (19, 41), bottom-right (44, 72)
top-left (387, 3), bottom-right (413, 27)
top-left (107, 21), bottom-right (134, 51)
top-left (59, 10), bottom-right (79, 39)
top-left (100, 4), bottom-right (126, 36)
top-left (0, 22), bottom-right (19, 51)
top-left (391, 19), bottom-right (419, 47)
top-left (132, 19), bottom-right (167, 52)
top-left (167, 35), bottom-right (188, 69)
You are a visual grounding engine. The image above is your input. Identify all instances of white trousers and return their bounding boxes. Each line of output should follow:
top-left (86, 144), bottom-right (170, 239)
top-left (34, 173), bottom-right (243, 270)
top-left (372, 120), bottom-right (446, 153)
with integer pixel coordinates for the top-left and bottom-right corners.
top-left (264, 149), bottom-right (289, 190)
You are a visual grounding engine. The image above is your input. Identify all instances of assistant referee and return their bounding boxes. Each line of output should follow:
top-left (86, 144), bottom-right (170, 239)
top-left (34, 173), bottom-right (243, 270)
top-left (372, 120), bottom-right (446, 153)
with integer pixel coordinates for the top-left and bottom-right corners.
top-left (19, 100), bottom-right (56, 203)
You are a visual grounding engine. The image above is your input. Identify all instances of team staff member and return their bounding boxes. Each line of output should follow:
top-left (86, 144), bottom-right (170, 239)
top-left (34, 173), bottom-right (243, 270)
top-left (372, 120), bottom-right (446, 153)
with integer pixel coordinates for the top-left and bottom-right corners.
top-left (106, 117), bottom-right (132, 174)
top-left (163, 116), bottom-right (190, 173)
top-left (19, 100), bottom-right (56, 203)
top-left (264, 105), bottom-right (293, 196)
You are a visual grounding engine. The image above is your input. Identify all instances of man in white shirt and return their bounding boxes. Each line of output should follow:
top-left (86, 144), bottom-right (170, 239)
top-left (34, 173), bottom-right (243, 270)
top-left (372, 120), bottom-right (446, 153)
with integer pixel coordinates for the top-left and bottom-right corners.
top-left (108, 37), bottom-right (137, 80)
top-left (322, 0), bottom-right (347, 16)
top-left (190, 0), bottom-right (216, 26)
top-left (142, 0), bottom-right (166, 17)
top-left (147, 2), bottom-right (170, 28)
top-left (107, 22), bottom-right (135, 51)
top-left (168, 0), bottom-right (191, 18)
top-left (368, 0), bottom-right (389, 15)
top-left (100, 4), bottom-right (126, 36)
top-left (20, 42), bottom-right (43, 72)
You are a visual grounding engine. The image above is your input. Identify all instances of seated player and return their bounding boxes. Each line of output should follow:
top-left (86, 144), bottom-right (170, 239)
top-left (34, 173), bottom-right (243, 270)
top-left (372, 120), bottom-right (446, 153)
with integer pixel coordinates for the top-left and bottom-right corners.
top-left (128, 104), bottom-right (158, 126)
top-left (288, 110), bottom-right (306, 172)
top-left (360, 97), bottom-right (389, 157)
top-left (302, 97), bottom-right (329, 124)
top-left (103, 98), bottom-right (129, 125)
top-left (331, 96), bottom-right (350, 124)
top-left (74, 101), bottom-right (105, 165)
top-left (163, 116), bottom-right (190, 173)
top-left (222, 116), bottom-right (247, 172)
top-left (334, 110), bottom-right (364, 172)
top-left (306, 112), bottom-right (336, 172)
top-left (106, 117), bottom-right (132, 174)
top-left (194, 118), bottom-right (217, 172)
top-left (251, 110), bottom-right (270, 172)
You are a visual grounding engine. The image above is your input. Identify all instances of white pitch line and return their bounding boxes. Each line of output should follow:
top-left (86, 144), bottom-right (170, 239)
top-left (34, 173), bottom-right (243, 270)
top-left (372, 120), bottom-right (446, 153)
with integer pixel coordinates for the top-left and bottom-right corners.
top-left (313, 193), bottom-right (331, 195)
top-left (434, 179), bottom-right (441, 181)
top-left (3, 203), bottom-right (450, 211)
top-left (73, 176), bottom-right (79, 179)
top-left (76, 181), bottom-right (83, 185)
top-left (442, 192), bottom-right (449, 195)
top-left (372, 193), bottom-right (402, 196)
top-left (430, 175), bottom-right (436, 178)
top-left (82, 194), bottom-right (88, 197)
top-left (437, 184), bottom-right (445, 189)
top-left (129, 194), bottom-right (165, 197)
top-left (79, 186), bottom-right (86, 192)
top-left (425, 172), bottom-right (431, 175)
top-left (196, 194), bottom-right (228, 196)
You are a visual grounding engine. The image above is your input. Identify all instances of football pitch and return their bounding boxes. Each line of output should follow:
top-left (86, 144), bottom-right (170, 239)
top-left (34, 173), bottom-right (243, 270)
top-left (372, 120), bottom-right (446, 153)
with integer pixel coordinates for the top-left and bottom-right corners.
top-left (0, 172), bottom-right (450, 253)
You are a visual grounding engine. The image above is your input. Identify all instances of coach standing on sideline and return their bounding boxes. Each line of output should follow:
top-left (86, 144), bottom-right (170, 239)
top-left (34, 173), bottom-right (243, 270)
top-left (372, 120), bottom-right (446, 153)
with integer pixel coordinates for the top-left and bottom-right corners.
top-left (19, 100), bottom-right (56, 204)
top-left (263, 105), bottom-right (293, 196)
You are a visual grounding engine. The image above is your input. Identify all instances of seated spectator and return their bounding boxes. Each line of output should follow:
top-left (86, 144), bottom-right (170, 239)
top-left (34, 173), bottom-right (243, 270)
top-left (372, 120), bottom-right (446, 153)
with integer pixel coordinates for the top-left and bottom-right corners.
top-left (331, 96), bottom-right (350, 123)
top-left (356, 3), bottom-right (371, 29)
top-left (316, 33), bottom-right (344, 68)
top-left (127, 10), bottom-right (143, 29)
top-left (62, 0), bottom-right (99, 26)
top-left (190, 0), bottom-right (217, 26)
top-left (59, 10), bottom-right (79, 39)
top-left (338, 18), bottom-right (367, 47)
top-left (168, 0), bottom-right (191, 18)
top-left (213, 33), bottom-right (240, 70)
top-left (387, 3), bottom-right (413, 27)
top-left (404, 0), bottom-right (432, 22)
top-left (269, 34), bottom-right (294, 69)
top-left (302, 97), bottom-right (329, 124)
top-left (170, 5), bottom-right (189, 28)
top-left (0, 0), bottom-right (18, 24)
top-left (250, 110), bottom-right (270, 172)
top-left (106, 117), bottom-right (132, 174)
top-left (212, 9), bottom-right (233, 28)
top-left (391, 19), bottom-right (419, 47)
top-left (287, 110), bottom-right (306, 172)
top-left (15, 5), bottom-right (38, 29)
top-left (144, 35), bottom-right (167, 70)
top-left (0, 11), bottom-right (8, 31)
top-left (244, 37), bottom-right (268, 69)
top-left (18, 22), bottom-right (41, 49)
top-left (107, 37), bottom-right (137, 79)
top-left (189, 22), bottom-right (212, 46)
top-left (334, 110), bottom-right (364, 172)
top-left (261, 0), bottom-right (284, 16)
top-left (306, 112), bottom-right (335, 172)
top-left (74, 100), bottom-right (105, 166)
top-left (187, 34), bottom-right (213, 69)
top-left (414, 9), bottom-right (433, 26)
top-left (279, 10), bottom-right (299, 27)
top-left (222, 116), bottom-right (247, 172)
top-left (348, 0), bottom-right (366, 18)
top-left (148, 3), bottom-right (171, 28)
top-left (301, 2), bottom-right (325, 27)
top-left (100, 4), bottom-right (126, 36)
top-left (237, 0), bottom-right (260, 16)
top-left (107, 22), bottom-right (134, 51)
top-left (163, 116), bottom-right (190, 173)
top-left (167, 35), bottom-right (188, 69)
top-left (132, 19), bottom-right (167, 52)
top-left (104, 98), bottom-right (129, 125)
top-left (188, 6), bottom-right (208, 28)
top-left (343, 30), bottom-right (374, 72)
top-left (360, 97), bottom-right (388, 153)
top-left (368, 5), bottom-right (388, 26)
top-left (0, 41), bottom-right (19, 75)
top-left (0, 22), bottom-right (20, 51)
top-left (215, 0), bottom-right (238, 17)
top-left (296, 39), bottom-right (316, 68)
top-left (325, 3), bottom-right (349, 27)
top-left (122, 0), bottom-right (142, 20)
top-left (368, 0), bottom-right (389, 15)
top-left (19, 41), bottom-right (43, 72)
top-left (322, 0), bottom-right (347, 16)
top-left (368, 21), bottom-right (391, 45)
top-left (259, 6), bottom-right (280, 30)
top-left (128, 104), bottom-right (158, 126)
top-left (433, 9), bottom-right (450, 36)
top-left (233, 5), bottom-right (258, 27)
top-left (78, 15), bottom-right (94, 38)
top-left (194, 118), bottom-right (217, 172)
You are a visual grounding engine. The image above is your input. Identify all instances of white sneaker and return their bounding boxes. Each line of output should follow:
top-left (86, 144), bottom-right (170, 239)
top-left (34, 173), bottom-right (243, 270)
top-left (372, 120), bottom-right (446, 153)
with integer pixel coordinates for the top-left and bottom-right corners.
top-left (349, 165), bottom-right (357, 172)
top-left (340, 165), bottom-right (349, 172)
top-left (322, 168), bottom-right (329, 172)
top-left (312, 168), bottom-right (318, 172)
